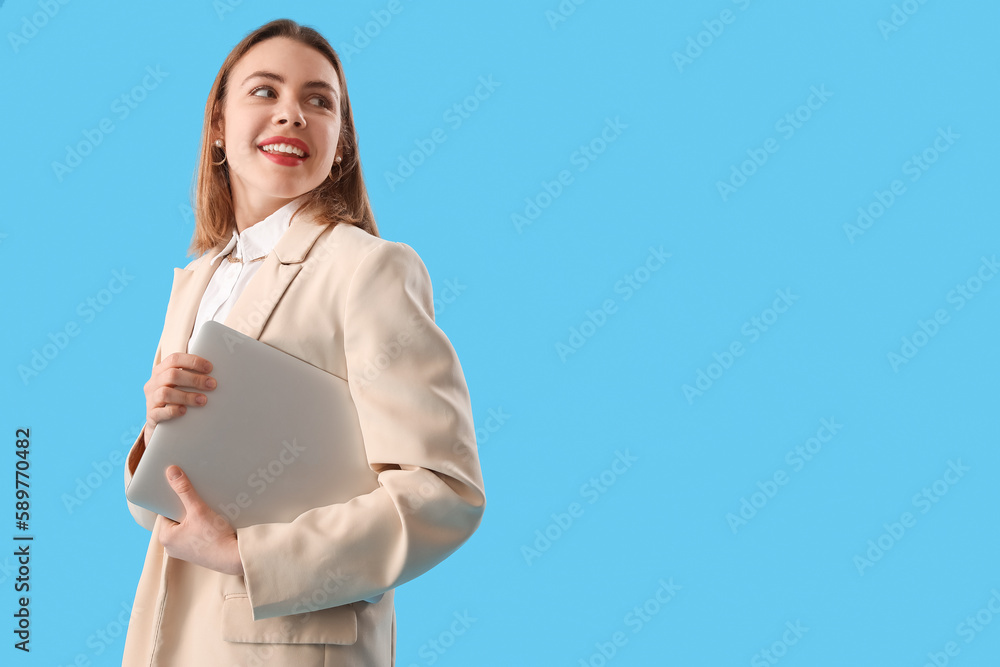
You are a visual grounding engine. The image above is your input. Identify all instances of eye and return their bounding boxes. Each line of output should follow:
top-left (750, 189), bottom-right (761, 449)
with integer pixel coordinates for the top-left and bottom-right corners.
top-left (309, 95), bottom-right (333, 109)
top-left (250, 85), bottom-right (276, 99)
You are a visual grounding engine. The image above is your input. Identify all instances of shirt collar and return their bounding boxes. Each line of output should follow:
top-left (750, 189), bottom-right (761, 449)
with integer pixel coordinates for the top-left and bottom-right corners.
top-left (210, 194), bottom-right (310, 266)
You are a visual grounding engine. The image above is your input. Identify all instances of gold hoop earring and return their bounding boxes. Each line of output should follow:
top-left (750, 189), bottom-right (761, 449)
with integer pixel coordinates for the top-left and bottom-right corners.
top-left (211, 139), bottom-right (227, 167)
top-left (328, 155), bottom-right (343, 182)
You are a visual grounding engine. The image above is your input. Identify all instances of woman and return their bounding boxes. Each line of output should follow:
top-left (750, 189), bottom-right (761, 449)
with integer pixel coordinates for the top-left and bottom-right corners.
top-left (121, 18), bottom-right (486, 666)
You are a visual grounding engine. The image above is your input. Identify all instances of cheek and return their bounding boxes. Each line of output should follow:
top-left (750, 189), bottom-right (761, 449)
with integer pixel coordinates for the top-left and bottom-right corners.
top-left (224, 113), bottom-right (261, 149)
top-left (313, 132), bottom-right (340, 164)
top-left (324, 117), bottom-right (342, 145)
top-left (230, 142), bottom-right (259, 166)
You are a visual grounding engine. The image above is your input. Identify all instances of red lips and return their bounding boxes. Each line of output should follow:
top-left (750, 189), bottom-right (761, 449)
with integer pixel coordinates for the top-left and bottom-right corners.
top-left (258, 136), bottom-right (310, 156)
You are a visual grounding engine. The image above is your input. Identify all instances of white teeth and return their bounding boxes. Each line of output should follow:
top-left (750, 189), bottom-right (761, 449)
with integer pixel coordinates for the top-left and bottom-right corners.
top-left (260, 143), bottom-right (306, 157)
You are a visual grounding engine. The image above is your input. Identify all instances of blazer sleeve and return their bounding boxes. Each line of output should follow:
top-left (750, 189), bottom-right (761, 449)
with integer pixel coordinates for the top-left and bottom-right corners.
top-left (123, 255), bottom-right (201, 532)
top-left (235, 240), bottom-right (487, 620)
top-left (123, 339), bottom-right (163, 532)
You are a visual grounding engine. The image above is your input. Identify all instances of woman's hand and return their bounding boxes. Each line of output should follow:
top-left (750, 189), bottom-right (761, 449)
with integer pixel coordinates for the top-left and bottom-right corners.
top-left (142, 352), bottom-right (216, 447)
top-left (158, 465), bottom-right (244, 576)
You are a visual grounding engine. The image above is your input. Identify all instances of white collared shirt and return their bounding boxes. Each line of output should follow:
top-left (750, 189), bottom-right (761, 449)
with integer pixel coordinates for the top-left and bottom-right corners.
top-left (191, 195), bottom-right (309, 342)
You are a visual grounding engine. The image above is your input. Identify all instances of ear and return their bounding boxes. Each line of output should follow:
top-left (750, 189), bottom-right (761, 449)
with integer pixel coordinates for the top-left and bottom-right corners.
top-left (210, 102), bottom-right (224, 139)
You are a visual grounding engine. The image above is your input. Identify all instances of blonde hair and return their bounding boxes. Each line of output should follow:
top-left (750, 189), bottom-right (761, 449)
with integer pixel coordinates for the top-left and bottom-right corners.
top-left (188, 18), bottom-right (378, 257)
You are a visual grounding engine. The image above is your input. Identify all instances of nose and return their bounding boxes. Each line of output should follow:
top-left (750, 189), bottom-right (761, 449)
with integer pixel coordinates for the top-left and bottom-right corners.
top-left (274, 98), bottom-right (306, 128)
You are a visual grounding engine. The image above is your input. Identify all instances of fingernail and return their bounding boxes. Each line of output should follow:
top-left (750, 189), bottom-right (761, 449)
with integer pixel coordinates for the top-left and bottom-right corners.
top-left (196, 395), bottom-right (206, 405)
top-left (206, 378), bottom-right (216, 389)
top-left (167, 466), bottom-right (181, 480)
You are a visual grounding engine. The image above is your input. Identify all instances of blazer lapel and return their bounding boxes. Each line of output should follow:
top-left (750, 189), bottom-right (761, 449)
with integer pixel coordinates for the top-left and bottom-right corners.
top-left (223, 208), bottom-right (329, 339)
top-left (158, 206), bottom-right (331, 355)
top-left (159, 250), bottom-right (224, 357)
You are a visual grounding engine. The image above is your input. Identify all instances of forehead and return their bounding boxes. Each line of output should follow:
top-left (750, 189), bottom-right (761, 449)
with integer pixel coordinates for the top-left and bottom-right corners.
top-left (231, 36), bottom-right (339, 92)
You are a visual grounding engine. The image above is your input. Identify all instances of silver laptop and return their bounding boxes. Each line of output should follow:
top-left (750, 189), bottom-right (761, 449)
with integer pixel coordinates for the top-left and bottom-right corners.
top-left (126, 320), bottom-right (378, 531)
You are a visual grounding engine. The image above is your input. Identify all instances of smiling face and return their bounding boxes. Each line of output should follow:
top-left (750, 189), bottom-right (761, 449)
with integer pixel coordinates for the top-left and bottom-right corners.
top-left (213, 36), bottom-right (343, 231)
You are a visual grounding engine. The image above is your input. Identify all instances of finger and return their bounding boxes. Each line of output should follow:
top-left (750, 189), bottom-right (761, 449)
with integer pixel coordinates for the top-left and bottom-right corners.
top-left (160, 353), bottom-right (213, 374)
top-left (175, 368), bottom-right (217, 391)
top-left (165, 466), bottom-right (206, 515)
top-left (146, 404), bottom-right (187, 430)
top-left (153, 386), bottom-right (208, 408)
top-left (158, 366), bottom-right (217, 391)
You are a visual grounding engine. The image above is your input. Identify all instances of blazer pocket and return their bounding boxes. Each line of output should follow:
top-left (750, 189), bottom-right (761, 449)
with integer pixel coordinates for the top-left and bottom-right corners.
top-left (221, 594), bottom-right (358, 645)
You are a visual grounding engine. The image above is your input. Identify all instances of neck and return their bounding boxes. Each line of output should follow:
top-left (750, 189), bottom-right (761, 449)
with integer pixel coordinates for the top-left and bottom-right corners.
top-left (232, 190), bottom-right (304, 234)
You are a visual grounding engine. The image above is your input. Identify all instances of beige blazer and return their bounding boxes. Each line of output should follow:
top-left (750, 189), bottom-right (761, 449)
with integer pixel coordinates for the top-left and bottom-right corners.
top-left (121, 210), bottom-right (486, 666)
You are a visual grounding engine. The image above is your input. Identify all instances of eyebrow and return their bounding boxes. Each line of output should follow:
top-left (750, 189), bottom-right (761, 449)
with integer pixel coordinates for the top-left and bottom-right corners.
top-left (240, 70), bottom-right (340, 103)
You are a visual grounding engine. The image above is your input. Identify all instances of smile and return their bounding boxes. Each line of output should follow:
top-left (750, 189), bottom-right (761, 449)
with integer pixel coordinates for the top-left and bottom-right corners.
top-left (259, 143), bottom-right (307, 158)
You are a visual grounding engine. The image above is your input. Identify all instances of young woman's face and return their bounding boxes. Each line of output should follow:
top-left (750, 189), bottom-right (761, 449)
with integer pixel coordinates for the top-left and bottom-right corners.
top-left (216, 36), bottom-right (342, 209)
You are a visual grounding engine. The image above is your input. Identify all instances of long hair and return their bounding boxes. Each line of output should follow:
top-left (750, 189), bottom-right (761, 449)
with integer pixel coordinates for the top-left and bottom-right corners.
top-left (188, 18), bottom-right (378, 257)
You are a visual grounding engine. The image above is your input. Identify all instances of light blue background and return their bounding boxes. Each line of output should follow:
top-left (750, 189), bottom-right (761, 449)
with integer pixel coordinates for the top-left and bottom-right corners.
top-left (2, 1), bottom-right (998, 665)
